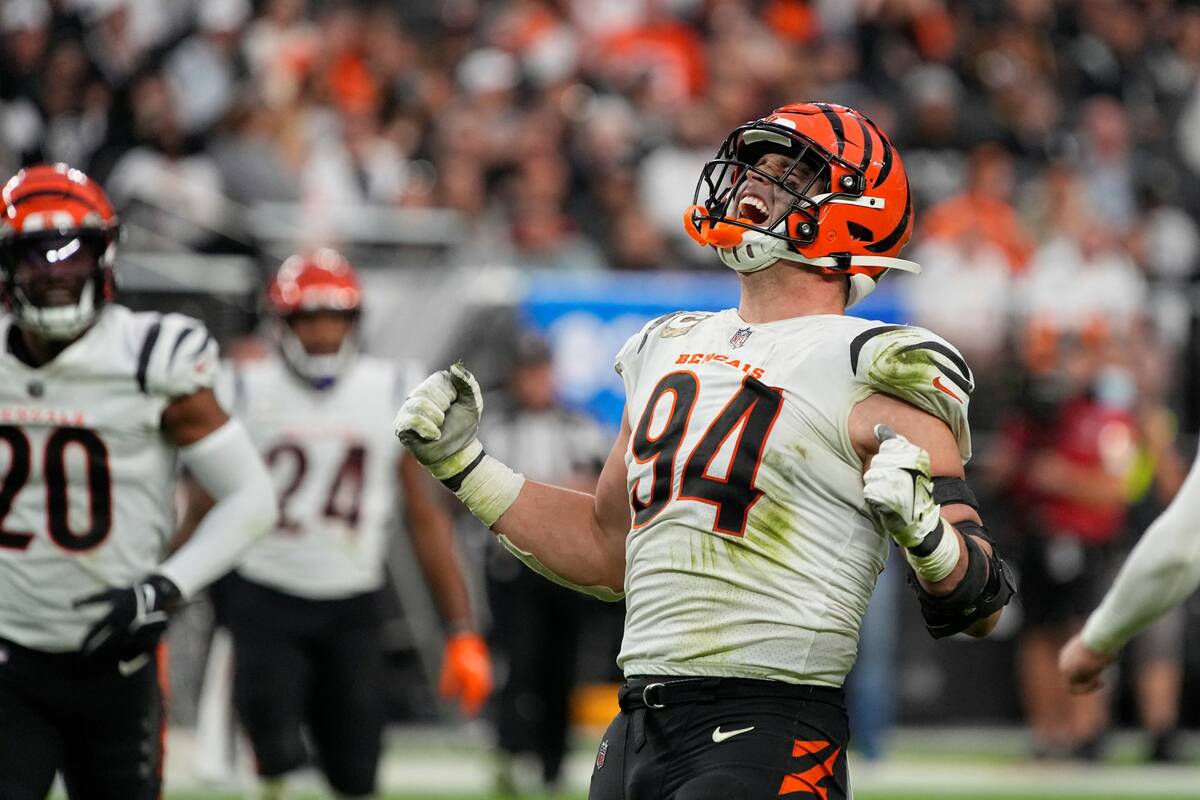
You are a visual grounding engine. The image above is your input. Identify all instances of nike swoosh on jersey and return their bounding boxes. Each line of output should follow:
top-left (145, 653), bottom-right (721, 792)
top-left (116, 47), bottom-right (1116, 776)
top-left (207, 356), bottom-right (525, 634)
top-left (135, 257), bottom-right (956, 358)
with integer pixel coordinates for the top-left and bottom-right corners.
top-left (712, 725), bottom-right (755, 743)
top-left (931, 375), bottom-right (962, 403)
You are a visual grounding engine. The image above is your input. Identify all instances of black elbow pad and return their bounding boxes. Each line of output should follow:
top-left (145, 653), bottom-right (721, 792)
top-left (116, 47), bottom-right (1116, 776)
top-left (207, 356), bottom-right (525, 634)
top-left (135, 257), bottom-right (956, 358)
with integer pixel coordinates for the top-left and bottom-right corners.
top-left (907, 532), bottom-right (1016, 639)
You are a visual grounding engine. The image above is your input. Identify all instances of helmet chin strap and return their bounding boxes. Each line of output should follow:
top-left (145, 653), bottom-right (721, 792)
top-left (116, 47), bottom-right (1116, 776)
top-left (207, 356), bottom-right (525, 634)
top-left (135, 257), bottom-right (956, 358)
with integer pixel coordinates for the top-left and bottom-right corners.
top-left (14, 281), bottom-right (99, 340)
top-left (279, 327), bottom-right (357, 390)
top-left (716, 234), bottom-right (921, 307)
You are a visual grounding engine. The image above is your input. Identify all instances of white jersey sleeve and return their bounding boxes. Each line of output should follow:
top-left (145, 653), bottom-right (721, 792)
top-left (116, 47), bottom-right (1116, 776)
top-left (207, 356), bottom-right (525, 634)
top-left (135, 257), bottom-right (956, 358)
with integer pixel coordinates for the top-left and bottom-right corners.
top-left (615, 312), bottom-right (714, 423)
top-left (850, 324), bottom-right (974, 462)
top-left (1082, 442), bottom-right (1200, 654)
top-left (139, 313), bottom-right (220, 399)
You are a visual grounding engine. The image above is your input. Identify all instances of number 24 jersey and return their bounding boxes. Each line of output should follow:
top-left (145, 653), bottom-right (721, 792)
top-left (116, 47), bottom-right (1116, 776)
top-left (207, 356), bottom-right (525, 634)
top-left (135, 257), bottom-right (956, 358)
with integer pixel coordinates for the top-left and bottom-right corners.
top-left (218, 354), bottom-right (423, 599)
top-left (614, 309), bottom-right (973, 687)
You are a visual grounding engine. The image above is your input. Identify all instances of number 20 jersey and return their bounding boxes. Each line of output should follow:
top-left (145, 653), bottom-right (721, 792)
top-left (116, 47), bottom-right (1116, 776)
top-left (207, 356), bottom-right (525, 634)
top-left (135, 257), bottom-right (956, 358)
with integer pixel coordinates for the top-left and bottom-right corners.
top-left (218, 354), bottom-right (423, 599)
top-left (614, 309), bottom-right (973, 687)
top-left (0, 306), bottom-right (219, 652)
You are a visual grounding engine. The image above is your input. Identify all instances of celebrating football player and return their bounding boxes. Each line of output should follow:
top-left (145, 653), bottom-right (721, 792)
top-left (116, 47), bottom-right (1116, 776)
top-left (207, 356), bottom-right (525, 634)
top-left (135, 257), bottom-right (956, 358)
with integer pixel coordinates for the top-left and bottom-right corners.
top-left (0, 163), bottom-right (278, 799)
top-left (394, 103), bottom-right (1014, 798)
top-left (187, 250), bottom-right (490, 799)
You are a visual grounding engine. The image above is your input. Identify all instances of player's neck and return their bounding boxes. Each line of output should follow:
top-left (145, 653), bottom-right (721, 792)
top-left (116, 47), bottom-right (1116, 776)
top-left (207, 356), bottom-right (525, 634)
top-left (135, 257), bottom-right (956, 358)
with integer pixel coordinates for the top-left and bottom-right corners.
top-left (736, 263), bottom-right (846, 323)
top-left (8, 325), bottom-right (74, 368)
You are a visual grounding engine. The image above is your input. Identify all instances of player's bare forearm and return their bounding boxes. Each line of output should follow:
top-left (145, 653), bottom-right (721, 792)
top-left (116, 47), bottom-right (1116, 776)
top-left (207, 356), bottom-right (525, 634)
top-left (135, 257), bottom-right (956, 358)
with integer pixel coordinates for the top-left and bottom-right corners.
top-left (492, 482), bottom-right (627, 592)
top-left (491, 420), bottom-right (632, 594)
top-left (400, 456), bottom-right (475, 631)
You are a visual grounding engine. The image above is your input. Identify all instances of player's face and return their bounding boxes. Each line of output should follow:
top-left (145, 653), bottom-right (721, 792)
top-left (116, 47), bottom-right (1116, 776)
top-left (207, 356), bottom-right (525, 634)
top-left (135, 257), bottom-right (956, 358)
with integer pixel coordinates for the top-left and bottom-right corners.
top-left (286, 310), bottom-right (355, 355)
top-left (733, 153), bottom-right (821, 229)
top-left (10, 234), bottom-right (99, 308)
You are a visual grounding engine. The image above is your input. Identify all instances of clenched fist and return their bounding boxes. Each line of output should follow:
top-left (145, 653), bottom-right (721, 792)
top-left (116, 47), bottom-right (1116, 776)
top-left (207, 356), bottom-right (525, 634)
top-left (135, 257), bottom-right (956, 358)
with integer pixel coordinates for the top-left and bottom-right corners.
top-left (393, 363), bottom-right (484, 481)
top-left (863, 425), bottom-right (942, 550)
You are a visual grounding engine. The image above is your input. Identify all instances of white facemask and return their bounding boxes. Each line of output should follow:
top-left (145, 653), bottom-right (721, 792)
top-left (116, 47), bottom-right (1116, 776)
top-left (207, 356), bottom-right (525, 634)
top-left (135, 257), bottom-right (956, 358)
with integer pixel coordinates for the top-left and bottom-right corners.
top-left (13, 279), bottom-right (98, 340)
top-left (278, 325), bottom-right (357, 390)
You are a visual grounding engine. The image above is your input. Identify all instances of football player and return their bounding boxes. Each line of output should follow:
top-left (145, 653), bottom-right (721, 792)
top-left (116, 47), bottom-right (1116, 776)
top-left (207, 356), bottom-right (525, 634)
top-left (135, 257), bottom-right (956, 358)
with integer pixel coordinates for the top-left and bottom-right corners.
top-left (192, 250), bottom-right (490, 799)
top-left (0, 163), bottom-right (278, 799)
top-left (394, 103), bottom-right (1015, 798)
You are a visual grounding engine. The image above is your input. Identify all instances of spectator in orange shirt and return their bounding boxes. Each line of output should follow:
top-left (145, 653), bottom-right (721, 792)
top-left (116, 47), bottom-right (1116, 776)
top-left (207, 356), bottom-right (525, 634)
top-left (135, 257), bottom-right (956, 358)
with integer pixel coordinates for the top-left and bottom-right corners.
top-left (923, 143), bottom-right (1035, 272)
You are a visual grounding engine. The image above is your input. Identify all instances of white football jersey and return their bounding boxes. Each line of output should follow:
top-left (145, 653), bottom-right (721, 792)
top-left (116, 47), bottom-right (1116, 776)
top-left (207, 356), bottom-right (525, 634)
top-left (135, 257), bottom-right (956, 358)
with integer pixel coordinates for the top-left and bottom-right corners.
top-left (0, 305), bottom-right (219, 652)
top-left (219, 353), bottom-right (423, 599)
top-left (615, 309), bottom-right (972, 687)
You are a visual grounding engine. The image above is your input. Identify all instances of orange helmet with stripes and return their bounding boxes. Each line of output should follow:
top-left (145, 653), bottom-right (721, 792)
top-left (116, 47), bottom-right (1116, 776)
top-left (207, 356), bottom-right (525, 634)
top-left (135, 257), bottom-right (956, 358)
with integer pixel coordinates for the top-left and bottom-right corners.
top-left (267, 248), bottom-right (362, 317)
top-left (0, 163), bottom-right (120, 339)
top-left (267, 248), bottom-right (362, 389)
top-left (685, 102), bottom-right (919, 306)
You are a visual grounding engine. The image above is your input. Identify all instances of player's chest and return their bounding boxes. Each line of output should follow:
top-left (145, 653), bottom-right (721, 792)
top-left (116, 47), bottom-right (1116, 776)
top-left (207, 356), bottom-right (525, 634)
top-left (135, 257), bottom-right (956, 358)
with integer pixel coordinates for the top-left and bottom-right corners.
top-left (630, 332), bottom-right (850, 438)
top-left (237, 376), bottom-right (392, 443)
top-left (0, 370), bottom-right (161, 441)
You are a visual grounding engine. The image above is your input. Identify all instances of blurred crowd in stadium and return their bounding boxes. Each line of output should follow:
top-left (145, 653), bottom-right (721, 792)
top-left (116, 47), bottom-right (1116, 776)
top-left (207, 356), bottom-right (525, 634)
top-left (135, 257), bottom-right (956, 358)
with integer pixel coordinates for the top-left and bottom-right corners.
top-left (5, 0), bottom-right (1200, 414)
top-left (5, 0), bottom-right (1200, 784)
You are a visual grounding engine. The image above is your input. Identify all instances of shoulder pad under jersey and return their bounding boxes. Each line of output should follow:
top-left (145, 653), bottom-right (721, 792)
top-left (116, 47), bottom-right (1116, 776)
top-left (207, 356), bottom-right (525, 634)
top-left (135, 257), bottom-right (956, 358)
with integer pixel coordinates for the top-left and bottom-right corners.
top-left (137, 313), bottom-right (220, 400)
top-left (850, 323), bottom-right (973, 462)
top-left (614, 311), bottom-right (715, 378)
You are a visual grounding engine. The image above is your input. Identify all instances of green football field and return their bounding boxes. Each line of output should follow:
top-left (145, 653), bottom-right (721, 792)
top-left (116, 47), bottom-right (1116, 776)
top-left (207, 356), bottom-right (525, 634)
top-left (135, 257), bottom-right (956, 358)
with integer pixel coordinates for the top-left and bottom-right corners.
top-left (132, 726), bottom-right (1200, 800)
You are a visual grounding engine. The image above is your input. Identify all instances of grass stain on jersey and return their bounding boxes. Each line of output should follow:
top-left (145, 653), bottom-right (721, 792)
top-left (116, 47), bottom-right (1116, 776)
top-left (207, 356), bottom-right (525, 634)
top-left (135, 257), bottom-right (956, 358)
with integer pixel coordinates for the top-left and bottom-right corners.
top-left (744, 496), bottom-right (800, 569)
top-left (868, 340), bottom-right (937, 393)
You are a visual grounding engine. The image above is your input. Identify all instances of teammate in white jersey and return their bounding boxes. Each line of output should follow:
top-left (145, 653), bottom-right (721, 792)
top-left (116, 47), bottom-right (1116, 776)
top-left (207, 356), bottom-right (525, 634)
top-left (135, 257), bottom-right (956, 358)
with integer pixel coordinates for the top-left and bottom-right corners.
top-left (193, 251), bottom-right (490, 799)
top-left (394, 103), bottom-right (1014, 799)
top-left (0, 164), bottom-right (277, 800)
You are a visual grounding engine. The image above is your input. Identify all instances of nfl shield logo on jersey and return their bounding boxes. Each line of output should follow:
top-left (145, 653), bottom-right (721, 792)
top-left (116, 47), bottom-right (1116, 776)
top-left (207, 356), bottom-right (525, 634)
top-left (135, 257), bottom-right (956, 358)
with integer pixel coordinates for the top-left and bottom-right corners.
top-left (596, 738), bottom-right (609, 769)
top-left (730, 327), bottom-right (753, 348)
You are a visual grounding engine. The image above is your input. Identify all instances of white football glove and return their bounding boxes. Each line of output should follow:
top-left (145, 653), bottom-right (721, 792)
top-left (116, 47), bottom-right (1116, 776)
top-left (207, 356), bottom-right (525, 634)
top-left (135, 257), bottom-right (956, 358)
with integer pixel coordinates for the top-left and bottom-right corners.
top-left (863, 425), bottom-right (941, 550)
top-left (393, 363), bottom-right (485, 481)
top-left (393, 363), bottom-right (524, 527)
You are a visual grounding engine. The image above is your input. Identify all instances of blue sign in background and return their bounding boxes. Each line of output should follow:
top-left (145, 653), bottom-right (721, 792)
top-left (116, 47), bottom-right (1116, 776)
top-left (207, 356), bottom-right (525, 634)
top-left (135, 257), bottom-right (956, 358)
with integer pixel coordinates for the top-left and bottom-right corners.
top-left (522, 271), bottom-right (910, 428)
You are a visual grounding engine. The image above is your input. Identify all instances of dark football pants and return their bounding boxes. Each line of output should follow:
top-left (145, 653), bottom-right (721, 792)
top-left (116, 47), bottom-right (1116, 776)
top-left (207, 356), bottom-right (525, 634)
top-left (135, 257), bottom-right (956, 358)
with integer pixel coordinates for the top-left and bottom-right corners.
top-left (488, 562), bottom-right (581, 785)
top-left (228, 576), bottom-right (385, 798)
top-left (0, 638), bottom-right (164, 800)
top-left (589, 677), bottom-right (850, 800)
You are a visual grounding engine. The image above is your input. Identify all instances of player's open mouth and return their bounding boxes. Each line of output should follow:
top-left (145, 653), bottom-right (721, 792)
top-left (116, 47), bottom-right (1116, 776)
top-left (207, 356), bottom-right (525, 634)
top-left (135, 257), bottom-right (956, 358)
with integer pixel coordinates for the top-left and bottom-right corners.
top-left (736, 193), bottom-right (770, 225)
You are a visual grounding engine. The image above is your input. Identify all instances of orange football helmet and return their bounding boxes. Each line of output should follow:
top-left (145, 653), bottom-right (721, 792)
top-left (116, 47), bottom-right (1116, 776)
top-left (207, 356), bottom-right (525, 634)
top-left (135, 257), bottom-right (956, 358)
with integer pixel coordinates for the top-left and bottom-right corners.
top-left (267, 248), bottom-right (362, 316)
top-left (685, 102), bottom-right (919, 306)
top-left (267, 248), bottom-right (362, 388)
top-left (0, 163), bottom-right (120, 339)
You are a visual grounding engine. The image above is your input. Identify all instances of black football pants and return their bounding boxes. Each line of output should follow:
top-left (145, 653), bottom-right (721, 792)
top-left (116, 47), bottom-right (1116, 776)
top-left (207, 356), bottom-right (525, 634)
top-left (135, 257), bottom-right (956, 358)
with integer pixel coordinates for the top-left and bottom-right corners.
top-left (0, 638), bottom-right (164, 800)
top-left (589, 677), bottom-right (850, 800)
top-left (227, 575), bottom-right (385, 798)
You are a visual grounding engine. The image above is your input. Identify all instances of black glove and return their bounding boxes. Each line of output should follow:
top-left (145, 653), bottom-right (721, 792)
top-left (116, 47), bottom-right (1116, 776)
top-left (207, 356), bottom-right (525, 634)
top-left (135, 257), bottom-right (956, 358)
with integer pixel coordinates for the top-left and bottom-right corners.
top-left (74, 574), bottom-right (183, 662)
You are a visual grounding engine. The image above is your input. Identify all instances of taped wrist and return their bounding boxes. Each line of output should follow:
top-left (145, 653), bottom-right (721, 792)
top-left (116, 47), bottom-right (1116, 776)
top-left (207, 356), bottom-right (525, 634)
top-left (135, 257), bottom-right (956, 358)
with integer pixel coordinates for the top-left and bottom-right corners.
top-left (439, 445), bottom-right (525, 527)
top-left (908, 532), bottom-right (1015, 639)
top-left (904, 519), bottom-right (961, 583)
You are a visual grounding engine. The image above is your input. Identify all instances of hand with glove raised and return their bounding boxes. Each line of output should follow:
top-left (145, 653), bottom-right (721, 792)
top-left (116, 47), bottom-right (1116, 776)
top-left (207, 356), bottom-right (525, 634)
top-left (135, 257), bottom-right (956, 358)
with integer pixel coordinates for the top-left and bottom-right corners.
top-left (74, 573), bottom-right (183, 665)
top-left (439, 632), bottom-right (493, 717)
top-left (393, 363), bottom-right (525, 526)
top-left (863, 425), bottom-right (960, 583)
